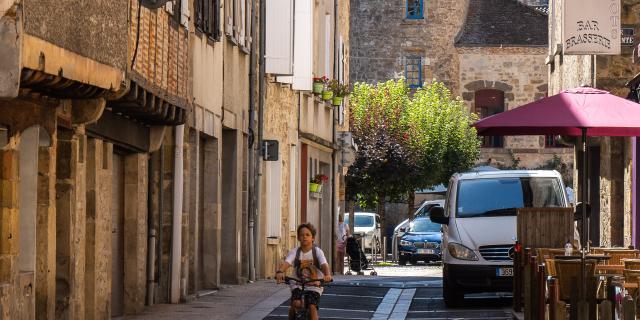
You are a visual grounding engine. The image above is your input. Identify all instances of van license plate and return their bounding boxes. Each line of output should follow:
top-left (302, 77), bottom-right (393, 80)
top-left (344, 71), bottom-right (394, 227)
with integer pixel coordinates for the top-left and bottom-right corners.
top-left (417, 249), bottom-right (435, 254)
top-left (497, 267), bottom-right (513, 277)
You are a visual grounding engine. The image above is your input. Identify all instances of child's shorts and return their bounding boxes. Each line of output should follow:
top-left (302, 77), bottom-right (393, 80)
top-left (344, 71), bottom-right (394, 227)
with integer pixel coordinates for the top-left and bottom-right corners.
top-left (291, 288), bottom-right (321, 306)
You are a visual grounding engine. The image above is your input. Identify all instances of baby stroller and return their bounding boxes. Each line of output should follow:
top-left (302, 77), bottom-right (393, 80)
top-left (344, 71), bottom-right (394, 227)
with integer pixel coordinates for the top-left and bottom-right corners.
top-left (345, 235), bottom-right (377, 276)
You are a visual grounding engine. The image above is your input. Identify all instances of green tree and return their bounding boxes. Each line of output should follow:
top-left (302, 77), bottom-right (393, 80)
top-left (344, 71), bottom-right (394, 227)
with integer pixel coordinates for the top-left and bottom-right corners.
top-left (346, 80), bottom-right (479, 242)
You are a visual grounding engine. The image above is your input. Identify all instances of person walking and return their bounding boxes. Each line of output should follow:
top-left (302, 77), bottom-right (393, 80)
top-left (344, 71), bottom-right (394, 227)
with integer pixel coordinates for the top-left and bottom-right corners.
top-left (335, 214), bottom-right (350, 274)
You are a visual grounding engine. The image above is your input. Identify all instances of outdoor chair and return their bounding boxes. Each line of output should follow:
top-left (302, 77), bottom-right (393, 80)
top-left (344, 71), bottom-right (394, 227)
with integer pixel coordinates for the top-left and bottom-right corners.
top-left (555, 259), bottom-right (598, 302)
top-left (603, 249), bottom-right (639, 265)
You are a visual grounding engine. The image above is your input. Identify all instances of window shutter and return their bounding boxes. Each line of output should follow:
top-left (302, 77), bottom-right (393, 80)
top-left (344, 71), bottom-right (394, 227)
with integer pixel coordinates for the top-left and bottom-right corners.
top-left (245, 0), bottom-right (252, 48)
top-left (266, 160), bottom-right (282, 238)
top-left (324, 14), bottom-right (331, 78)
top-left (265, 0), bottom-right (294, 75)
top-left (292, 0), bottom-right (313, 91)
top-left (238, 0), bottom-right (246, 43)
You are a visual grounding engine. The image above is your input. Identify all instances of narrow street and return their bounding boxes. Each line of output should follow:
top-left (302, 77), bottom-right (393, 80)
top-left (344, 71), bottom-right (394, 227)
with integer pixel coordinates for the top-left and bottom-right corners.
top-left (264, 264), bottom-right (513, 320)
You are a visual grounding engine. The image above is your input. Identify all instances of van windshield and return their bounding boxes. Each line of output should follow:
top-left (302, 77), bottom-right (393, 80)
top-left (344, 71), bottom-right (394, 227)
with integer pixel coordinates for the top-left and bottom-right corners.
top-left (345, 215), bottom-right (375, 227)
top-left (456, 177), bottom-right (564, 218)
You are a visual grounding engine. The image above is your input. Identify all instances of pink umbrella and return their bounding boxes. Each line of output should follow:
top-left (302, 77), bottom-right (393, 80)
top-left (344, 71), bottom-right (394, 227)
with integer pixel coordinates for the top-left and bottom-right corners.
top-left (474, 87), bottom-right (640, 137)
top-left (473, 86), bottom-right (640, 303)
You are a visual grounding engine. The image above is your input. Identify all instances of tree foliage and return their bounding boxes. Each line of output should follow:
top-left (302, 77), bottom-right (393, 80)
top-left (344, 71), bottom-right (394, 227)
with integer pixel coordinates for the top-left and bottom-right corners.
top-left (346, 80), bottom-right (480, 208)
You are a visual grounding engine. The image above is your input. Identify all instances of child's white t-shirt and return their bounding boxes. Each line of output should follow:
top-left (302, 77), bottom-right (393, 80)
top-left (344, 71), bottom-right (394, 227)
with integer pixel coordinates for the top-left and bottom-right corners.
top-left (284, 246), bottom-right (328, 294)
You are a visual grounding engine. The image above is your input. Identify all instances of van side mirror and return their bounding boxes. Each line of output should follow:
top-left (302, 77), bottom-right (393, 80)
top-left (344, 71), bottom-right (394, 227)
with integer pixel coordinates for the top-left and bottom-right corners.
top-left (429, 206), bottom-right (448, 224)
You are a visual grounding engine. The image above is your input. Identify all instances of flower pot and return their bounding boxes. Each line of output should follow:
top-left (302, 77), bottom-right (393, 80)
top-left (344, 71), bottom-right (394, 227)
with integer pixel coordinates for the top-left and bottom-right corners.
top-left (313, 82), bottom-right (324, 94)
top-left (332, 96), bottom-right (344, 106)
top-left (322, 90), bottom-right (333, 101)
top-left (309, 183), bottom-right (320, 193)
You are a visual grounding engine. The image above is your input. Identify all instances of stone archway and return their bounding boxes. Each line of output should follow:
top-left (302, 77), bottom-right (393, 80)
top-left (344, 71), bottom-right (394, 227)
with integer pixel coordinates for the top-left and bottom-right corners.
top-left (461, 80), bottom-right (514, 105)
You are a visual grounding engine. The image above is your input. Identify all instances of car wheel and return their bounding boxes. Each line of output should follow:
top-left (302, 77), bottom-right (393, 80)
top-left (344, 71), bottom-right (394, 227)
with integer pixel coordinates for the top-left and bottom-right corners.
top-left (443, 266), bottom-right (464, 307)
top-left (398, 256), bottom-right (407, 266)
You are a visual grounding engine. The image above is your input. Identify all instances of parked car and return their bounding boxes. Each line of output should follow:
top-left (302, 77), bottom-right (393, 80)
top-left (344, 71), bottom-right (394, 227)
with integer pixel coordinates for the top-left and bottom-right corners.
top-left (398, 218), bottom-right (442, 265)
top-left (344, 212), bottom-right (381, 252)
top-left (430, 170), bottom-right (569, 307)
top-left (392, 200), bottom-right (445, 259)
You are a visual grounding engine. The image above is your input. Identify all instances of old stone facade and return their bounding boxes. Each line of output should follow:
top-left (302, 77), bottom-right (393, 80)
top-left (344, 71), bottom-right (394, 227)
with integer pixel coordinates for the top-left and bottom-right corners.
top-left (548, 0), bottom-right (640, 247)
top-left (350, 0), bottom-right (573, 183)
top-left (0, 0), bottom-right (351, 318)
top-left (259, 0), bottom-right (352, 279)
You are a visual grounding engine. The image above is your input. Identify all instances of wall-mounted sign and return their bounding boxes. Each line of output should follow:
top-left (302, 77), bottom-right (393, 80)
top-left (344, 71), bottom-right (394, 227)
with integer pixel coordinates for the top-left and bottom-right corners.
top-left (563, 0), bottom-right (621, 55)
top-left (622, 27), bottom-right (635, 47)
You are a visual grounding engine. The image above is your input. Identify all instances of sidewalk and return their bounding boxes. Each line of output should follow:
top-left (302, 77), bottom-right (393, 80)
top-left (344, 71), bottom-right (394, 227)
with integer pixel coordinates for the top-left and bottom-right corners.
top-left (129, 280), bottom-right (290, 320)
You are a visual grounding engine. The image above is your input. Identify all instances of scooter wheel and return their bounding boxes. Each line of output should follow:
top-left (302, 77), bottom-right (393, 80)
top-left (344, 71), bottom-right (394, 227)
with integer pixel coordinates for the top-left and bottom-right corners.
top-left (370, 271), bottom-right (377, 276)
top-left (345, 271), bottom-right (352, 275)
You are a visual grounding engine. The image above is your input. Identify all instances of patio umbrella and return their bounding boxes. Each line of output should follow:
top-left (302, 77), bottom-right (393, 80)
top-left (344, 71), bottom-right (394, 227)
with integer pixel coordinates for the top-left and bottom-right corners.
top-left (473, 86), bottom-right (640, 303)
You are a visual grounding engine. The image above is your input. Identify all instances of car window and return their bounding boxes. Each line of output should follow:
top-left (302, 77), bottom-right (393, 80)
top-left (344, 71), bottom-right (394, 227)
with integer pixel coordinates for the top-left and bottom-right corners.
top-left (456, 177), bottom-right (564, 218)
top-left (410, 219), bottom-right (441, 232)
top-left (345, 215), bottom-right (375, 227)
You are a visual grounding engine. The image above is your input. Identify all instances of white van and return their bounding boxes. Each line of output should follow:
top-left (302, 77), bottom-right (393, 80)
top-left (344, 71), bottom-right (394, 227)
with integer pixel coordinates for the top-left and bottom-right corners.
top-left (430, 170), bottom-right (568, 306)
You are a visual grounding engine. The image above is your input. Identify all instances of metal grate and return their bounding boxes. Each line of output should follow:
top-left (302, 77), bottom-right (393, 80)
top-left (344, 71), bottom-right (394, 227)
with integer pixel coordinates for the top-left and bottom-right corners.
top-left (479, 245), bottom-right (514, 261)
top-left (414, 242), bottom-right (439, 249)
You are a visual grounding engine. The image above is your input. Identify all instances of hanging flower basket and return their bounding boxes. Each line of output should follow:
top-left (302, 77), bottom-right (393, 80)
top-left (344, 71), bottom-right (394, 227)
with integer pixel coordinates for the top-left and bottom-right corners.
top-left (309, 183), bottom-right (321, 193)
top-left (332, 96), bottom-right (344, 106)
top-left (322, 90), bottom-right (333, 101)
top-left (313, 82), bottom-right (324, 94)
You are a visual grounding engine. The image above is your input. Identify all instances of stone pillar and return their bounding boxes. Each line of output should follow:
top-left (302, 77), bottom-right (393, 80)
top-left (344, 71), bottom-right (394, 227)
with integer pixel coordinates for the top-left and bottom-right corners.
top-left (600, 137), bottom-right (625, 247)
top-left (202, 137), bottom-right (220, 288)
top-left (123, 153), bottom-right (147, 314)
top-left (0, 144), bottom-right (19, 320)
top-left (36, 133), bottom-right (56, 320)
top-left (84, 138), bottom-right (112, 319)
top-left (55, 127), bottom-right (86, 320)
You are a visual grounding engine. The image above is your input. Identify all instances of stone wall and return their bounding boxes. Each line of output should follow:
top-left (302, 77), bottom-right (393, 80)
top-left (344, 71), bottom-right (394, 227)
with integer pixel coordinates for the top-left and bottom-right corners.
top-left (349, 0), bottom-right (466, 95)
top-left (458, 46), bottom-right (574, 172)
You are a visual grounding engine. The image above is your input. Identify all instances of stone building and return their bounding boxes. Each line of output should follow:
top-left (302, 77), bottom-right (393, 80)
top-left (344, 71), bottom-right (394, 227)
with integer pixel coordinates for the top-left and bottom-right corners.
top-left (259, 0), bottom-right (352, 278)
top-left (0, 0), bottom-right (254, 318)
top-left (548, 0), bottom-right (640, 248)
top-left (349, 0), bottom-right (572, 179)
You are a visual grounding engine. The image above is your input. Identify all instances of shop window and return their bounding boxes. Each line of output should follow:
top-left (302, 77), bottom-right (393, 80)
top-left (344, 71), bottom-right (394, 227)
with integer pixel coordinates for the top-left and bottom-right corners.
top-left (475, 89), bottom-right (504, 148)
top-left (406, 0), bottom-right (424, 19)
top-left (405, 56), bottom-right (422, 88)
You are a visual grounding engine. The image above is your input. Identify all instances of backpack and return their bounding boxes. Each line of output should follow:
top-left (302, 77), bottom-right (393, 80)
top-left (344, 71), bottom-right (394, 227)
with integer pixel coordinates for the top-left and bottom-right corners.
top-left (293, 245), bottom-right (321, 279)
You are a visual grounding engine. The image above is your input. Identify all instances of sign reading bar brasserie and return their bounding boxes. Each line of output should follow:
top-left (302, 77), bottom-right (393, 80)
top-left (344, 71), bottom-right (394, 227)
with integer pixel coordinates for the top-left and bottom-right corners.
top-left (563, 0), bottom-right (621, 55)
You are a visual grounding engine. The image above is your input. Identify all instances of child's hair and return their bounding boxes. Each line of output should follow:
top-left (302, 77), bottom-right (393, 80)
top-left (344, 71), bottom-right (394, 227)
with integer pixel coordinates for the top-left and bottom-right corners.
top-left (297, 223), bottom-right (317, 237)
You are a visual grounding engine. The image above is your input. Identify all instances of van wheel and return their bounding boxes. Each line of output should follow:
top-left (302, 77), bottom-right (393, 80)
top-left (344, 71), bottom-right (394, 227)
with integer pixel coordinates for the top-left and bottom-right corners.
top-left (443, 272), bottom-right (464, 307)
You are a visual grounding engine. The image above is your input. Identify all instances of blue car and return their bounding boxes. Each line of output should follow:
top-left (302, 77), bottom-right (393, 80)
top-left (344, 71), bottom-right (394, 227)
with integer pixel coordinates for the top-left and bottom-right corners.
top-left (398, 218), bottom-right (442, 265)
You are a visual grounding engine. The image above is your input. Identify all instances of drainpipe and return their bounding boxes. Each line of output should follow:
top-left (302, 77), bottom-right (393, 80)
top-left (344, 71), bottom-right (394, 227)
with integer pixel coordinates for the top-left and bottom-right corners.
top-left (247, 0), bottom-right (258, 282)
top-left (158, 144), bottom-right (164, 299)
top-left (256, 0), bottom-right (266, 279)
top-left (331, 0), bottom-right (339, 267)
top-left (146, 154), bottom-right (156, 305)
top-left (170, 125), bottom-right (184, 303)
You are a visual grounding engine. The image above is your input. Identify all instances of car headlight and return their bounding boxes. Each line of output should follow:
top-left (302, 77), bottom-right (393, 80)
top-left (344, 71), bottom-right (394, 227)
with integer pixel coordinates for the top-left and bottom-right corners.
top-left (400, 240), bottom-right (413, 246)
top-left (448, 243), bottom-right (478, 261)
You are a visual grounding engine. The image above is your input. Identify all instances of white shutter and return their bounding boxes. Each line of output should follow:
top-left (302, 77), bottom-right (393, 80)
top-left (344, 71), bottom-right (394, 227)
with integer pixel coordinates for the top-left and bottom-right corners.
top-left (292, 0), bottom-right (313, 91)
top-left (276, 76), bottom-right (293, 84)
top-left (289, 146), bottom-right (297, 231)
top-left (238, 0), bottom-right (246, 43)
top-left (266, 0), bottom-right (294, 75)
top-left (266, 160), bottom-right (282, 237)
top-left (325, 14), bottom-right (331, 78)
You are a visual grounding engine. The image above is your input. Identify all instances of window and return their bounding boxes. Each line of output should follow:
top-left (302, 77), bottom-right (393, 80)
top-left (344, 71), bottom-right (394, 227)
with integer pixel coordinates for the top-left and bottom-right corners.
top-left (406, 0), bottom-right (423, 19)
top-left (226, 0), bottom-right (253, 49)
top-left (405, 56), bottom-right (422, 88)
top-left (545, 135), bottom-right (562, 148)
top-left (475, 89), bottom-right (504, 148)
top-left (194, 0), bottom-right (221, 40)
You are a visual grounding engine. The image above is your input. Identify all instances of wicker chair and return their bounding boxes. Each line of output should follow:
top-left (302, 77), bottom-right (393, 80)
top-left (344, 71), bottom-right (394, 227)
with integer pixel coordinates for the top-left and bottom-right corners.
top-left (555, 259), bottom-right (597, 302)
top-left (623, 258), bottom-right (640, 271)
top-left (603, 249), bottom-right (639, 265)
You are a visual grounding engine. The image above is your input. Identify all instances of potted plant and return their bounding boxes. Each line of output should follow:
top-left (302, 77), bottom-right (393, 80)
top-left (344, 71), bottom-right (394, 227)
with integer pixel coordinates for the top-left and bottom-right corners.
top-left (313, 76), bottom-right (328, 95)
top-left (328, 80), bottom-right (350, 106)
top-left (321, 85), bottom-right (333, 101)
top-left (309, 174), bottom-right (329, 193)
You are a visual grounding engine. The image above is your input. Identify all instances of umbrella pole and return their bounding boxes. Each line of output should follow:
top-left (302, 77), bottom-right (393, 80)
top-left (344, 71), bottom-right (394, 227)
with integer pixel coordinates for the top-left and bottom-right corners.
top-left (581, 128), bottom-right (587, 309)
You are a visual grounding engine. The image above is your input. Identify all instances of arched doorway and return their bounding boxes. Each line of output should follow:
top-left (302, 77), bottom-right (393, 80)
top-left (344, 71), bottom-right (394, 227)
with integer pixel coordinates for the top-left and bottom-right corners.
top-left (475, 89), bottom-right (505, 148)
